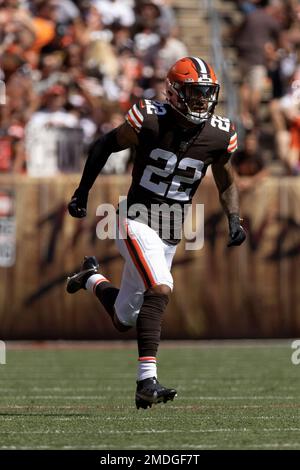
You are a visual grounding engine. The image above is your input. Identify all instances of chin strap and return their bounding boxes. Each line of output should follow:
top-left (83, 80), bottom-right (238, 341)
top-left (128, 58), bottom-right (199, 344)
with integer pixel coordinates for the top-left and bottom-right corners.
top-left (168, 101), bottom-right (209, 124)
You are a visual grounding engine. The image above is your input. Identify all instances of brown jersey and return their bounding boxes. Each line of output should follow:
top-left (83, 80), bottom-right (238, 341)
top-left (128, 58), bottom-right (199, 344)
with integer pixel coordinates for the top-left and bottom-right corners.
top-left (123, 99), bottom-right (237, 244)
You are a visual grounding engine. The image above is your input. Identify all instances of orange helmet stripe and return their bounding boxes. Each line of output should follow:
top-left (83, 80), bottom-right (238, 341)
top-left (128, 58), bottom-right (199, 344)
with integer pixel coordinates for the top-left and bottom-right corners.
top-left (206, 62), bottom-right (217, 83)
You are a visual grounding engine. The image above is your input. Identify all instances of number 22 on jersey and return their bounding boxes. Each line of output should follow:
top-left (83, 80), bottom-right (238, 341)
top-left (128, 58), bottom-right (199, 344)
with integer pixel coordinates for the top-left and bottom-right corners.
top-left (139, 149), bottom-right (204, 202)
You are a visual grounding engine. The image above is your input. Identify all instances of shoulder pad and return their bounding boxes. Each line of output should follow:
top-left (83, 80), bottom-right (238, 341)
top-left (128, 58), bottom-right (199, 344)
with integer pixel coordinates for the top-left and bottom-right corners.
top-left (209, 114), bottom-right (232, 133)
top-left (125, 99), bottom-right (167, 134)
top-left (209, 115), bottom-right (238, 154)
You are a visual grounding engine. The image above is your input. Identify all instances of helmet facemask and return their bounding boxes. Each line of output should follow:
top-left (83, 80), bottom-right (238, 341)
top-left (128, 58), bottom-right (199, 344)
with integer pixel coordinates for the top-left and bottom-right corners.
top-left (167, 81), bottom-right (220, 124)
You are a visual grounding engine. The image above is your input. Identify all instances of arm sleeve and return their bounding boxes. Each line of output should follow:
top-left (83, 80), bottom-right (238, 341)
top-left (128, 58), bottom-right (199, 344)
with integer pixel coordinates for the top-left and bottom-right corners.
top-left (76, 127), bottom-right (125, 195)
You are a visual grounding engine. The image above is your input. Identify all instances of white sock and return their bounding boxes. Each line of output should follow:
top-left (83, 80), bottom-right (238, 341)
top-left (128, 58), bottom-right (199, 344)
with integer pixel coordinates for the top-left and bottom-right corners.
top-left (86, 274), bottom-right (108, 294)
top-left (137, 356), bottom-right (157, 381)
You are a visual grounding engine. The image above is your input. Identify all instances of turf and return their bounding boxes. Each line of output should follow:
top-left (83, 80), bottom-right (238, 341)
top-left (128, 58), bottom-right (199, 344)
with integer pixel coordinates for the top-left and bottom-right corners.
top-left (0, 341), bottom-right (300, 450)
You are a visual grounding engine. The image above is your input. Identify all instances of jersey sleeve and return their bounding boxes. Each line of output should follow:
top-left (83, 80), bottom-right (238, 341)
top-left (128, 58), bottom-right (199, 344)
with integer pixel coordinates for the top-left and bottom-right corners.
top-left (226, 122), bottom-right (238, 155)
top-left (125, 99), bottom-right (161, 138)
top-left (209, 115), bottom-right (238, 160)
top-left (125, 101), bottom-right (146, 134)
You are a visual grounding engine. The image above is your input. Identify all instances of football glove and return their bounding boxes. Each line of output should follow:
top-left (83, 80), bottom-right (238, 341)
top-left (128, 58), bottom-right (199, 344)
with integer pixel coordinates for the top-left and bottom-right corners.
top-left (227, 214), bottom-right (246, 247)
top-left (68, 189), bottom-right (88, 218)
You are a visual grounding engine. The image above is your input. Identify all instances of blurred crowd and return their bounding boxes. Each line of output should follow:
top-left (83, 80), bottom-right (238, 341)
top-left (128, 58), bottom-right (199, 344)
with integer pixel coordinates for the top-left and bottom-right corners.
top-left (2, 0), bottom-right (300, 184)
top-left (0, 0), bottom-right (187, 175)
top-left (230, 0), bottom-right (300, 183)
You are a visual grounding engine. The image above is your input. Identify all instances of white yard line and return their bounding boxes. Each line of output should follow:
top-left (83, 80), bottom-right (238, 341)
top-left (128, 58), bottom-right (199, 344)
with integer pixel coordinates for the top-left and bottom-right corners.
top-left (0, 415), bottom-right (299, 422)
top-left (2, 386), bottom-right (299, 392)
top-left (1, 415), bottom-right (299, 424)
top-left (0, 395), bottom-right (299, 400)
top-left (1, 428), bottom-right (300, 435)
top-left (0, 443), bottom-right (299, 450)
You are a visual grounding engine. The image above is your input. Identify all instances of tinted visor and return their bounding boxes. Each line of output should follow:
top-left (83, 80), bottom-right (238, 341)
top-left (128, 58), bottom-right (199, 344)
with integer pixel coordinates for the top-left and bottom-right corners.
top-left (182, 83), bottom-right (218, 107)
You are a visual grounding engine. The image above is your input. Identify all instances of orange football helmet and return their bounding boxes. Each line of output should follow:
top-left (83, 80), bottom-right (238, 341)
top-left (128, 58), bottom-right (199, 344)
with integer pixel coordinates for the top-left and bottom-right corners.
top-left (166, 57), bottom-right (220, 124)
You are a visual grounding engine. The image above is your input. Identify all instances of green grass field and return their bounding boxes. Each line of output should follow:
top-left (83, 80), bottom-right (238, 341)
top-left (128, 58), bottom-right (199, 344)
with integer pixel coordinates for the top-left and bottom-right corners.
top-left (0, 341), bottom-right (300, 450)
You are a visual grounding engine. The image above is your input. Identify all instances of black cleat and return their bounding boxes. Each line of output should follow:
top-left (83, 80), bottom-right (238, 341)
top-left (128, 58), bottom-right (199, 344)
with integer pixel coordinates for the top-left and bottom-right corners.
top-left (135, 377), bottom-right (177, 409)
top-left (66, 256), bottom-right (99, 294)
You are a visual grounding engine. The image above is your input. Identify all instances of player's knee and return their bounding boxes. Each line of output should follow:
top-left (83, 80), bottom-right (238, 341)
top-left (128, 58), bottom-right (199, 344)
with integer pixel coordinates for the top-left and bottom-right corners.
top-left (114, 291), bottom-right (143, 328)
top-left (148, 283), bottom-right (172, 300)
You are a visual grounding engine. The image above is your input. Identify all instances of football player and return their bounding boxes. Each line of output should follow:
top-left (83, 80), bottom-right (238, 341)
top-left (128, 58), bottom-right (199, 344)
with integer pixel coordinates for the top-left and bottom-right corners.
top-left (66, 57), bottom-right (246, 409)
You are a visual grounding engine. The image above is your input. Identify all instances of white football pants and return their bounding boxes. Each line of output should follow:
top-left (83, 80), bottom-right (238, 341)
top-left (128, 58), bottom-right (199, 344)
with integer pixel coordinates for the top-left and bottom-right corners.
top-left (114, 218), bottom-right (177, 327)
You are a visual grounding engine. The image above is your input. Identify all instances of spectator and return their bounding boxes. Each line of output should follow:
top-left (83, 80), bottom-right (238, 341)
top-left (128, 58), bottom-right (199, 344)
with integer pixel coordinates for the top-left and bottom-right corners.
top-left (0, 0), bottom-right (184, 174)
top-left (231, 130), bottom-right (269, 191)
top-left (93, 0), bottom-right (135, 28)
top-left (237, 1), bottom-right (262, 15)
top-left (144, 26), bottom-right (188, 77)
top-left (30, 1), bottom-right (57, 55)
top-left (25, 84), bottom-right (83, 176)
top-left (233, 0), bottom-right (282, 129)
top-left (278, 68), bottom-right (300, 174)
top-left (0, 109), bottom-right (26, 173)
